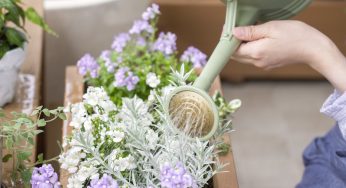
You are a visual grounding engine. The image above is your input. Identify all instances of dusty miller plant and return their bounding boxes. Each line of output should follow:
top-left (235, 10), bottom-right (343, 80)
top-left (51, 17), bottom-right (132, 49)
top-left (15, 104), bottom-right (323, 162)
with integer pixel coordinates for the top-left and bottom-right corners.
top-left (60, 65), bottom-right (241, 188)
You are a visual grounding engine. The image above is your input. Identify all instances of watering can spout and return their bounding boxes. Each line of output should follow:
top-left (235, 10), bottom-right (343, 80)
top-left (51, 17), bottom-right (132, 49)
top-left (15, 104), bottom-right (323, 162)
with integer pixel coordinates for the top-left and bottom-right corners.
top-left (193, 6), bottom-right (259, 91)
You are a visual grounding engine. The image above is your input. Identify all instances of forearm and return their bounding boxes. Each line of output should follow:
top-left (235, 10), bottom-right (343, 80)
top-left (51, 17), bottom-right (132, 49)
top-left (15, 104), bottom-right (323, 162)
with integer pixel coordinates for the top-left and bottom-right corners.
top-left (308, 42), bottom-right (346, 92)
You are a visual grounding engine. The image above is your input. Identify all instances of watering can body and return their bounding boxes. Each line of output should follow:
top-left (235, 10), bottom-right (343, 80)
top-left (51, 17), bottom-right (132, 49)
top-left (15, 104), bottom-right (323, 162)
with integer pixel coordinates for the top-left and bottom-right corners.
top-left (194, 0), bottom-right (313, 91)
top-left (223, 0), bottom-right (312, 22)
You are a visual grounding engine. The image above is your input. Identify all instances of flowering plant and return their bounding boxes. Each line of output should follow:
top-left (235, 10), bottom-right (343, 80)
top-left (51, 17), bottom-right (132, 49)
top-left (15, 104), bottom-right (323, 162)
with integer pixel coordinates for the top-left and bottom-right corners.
top-left (60, 67), bottom-right (241, 188)
top-left (76, 4), bottom-right (208, 105)
top-left (0, 106), bottom-right (64, 186)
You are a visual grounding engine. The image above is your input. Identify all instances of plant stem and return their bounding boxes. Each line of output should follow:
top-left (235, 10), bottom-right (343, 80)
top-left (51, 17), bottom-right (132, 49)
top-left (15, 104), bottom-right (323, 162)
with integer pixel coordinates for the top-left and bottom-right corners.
top-left (0, 136), bottom-right (2, 186)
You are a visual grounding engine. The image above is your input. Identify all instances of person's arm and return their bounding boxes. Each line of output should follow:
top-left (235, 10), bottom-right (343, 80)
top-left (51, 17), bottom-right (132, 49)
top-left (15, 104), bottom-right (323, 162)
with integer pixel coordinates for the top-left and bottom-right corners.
top-left (232, 20), bottom-right (346, 92)
top-left (231, 20), bottom-right (346, 138)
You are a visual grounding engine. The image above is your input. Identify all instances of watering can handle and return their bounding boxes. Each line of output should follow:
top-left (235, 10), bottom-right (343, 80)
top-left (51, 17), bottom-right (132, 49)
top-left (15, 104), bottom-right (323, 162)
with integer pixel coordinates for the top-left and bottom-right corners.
top-left (193, 3), bottom-right (259, 91)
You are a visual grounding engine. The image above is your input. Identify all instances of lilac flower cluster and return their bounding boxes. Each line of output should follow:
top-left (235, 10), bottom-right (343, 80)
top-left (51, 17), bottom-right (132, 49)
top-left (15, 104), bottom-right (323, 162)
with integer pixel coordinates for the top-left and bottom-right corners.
top-left (112, 33), bottom-right (131, 53)
top-left (160, 162), bottom-right (197, 188)
top-left (142, 3), bottom-right (160, 21)
top-left (129, 20), bottom-right (154, 35)
top-left (181, 46), bottom-right (208, 68)
top-left (136, 37), bottom-right (146, 47)
top-left (114, 67), bottom-right (139, 91)
top-left (152, 32), bottom-right (177, 56)
top-left (88, 174), bottom-right (118, 188)
top-left (31, 164), bottom-right (61, 188)
top-left (77, 54), bottom-right (99, 78)
top-left (100, 50), bottom-right (122, 73)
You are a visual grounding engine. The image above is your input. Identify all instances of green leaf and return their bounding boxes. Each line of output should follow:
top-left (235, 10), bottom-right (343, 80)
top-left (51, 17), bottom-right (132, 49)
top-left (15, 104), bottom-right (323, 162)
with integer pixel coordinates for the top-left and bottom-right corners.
top-left (36, 106), bottom-right (43, 111)
top-left (5, 138), bottom-right (13, 148)
top-left (0, 41), bottom-right (10, 59)
top-left (58, 113), bottom-right (66, 120)
top-left (37, 119), bottom-right (46, 127)
top-left (25, 7), bottom-right (57, 36)
top-left (31, 109), bottom-right (39, 116)
top-left (37, 153), bottom-right (44, 163)
top-left (17, 151), bottom-right (31, 161)
top-left (0, 17), bottom-right (4, 30)
top-left (20, 168), bottom-right (32, 185)
top-left (0, 0), bottom-right (14, 10)
top-left (5, 27), bottom-right (26, 47)
top-left (27, 137), bottom-right (34, 145)
top-left (33, 129), bottom-right (43, 135)
top-left (49, 109), bottom-right (57, 115)
top-left (42, 109), bottom-right (51, 117)
top-left (2, 154), bottom-right (12, 162)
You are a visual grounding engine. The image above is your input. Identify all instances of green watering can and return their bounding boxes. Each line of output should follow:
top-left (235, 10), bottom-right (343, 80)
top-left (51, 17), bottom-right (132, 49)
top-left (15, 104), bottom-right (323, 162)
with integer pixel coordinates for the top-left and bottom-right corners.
top-left (166, 0), bottom-right (312, 141)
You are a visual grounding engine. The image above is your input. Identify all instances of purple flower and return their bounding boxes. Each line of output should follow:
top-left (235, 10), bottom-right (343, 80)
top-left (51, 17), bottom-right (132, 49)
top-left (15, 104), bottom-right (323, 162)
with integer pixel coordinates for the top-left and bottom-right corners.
top-left (77, 54), bottom-right (99, 78)
top-left (136, 37), bottom-right (146, 47)
top-left (152, 32), bottom-right (177, 56)
top-left (160, 162), bottom-right (197, 188)
top-left (125, 72), bottom-right (140, 91)
top-left (114, 67), bottom-right (139, 91)
top-left (31, 164), bottom-right (61, 188)
top-left (100, 50), bottom-right (111, 61)
top-left (181, 46), bottom-right (207, 68)
top-left (100, 50), bottom-right (117, 73)
top-left (129, 20), bottom-right (154, 35)
top-left (112, 33), bottom-right (131, 53)
top-left (142, 3), bottom-right (160, 20)
top-left (88, 174), bottom-right (118, 188)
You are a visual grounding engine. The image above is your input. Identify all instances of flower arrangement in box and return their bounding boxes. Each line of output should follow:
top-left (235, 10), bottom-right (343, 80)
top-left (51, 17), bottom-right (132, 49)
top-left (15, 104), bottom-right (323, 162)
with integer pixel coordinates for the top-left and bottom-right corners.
top-left (60, 67), bottom-right (241, 187)
top-left (0, 0), bottom-right (55, 107)
top-left (76, 4), bottom-right (207, 106)
top-left (66, 3), bottom-right (242, 187)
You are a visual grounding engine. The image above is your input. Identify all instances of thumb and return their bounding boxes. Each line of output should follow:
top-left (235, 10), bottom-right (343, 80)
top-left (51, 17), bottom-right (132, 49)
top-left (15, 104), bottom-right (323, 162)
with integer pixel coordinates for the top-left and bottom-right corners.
top-left (233, 25), bottom-right (268, 41)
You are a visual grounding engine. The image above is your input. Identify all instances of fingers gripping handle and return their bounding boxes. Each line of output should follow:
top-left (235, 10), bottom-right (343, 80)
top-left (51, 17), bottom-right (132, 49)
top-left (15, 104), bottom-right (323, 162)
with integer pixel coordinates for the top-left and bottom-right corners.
top-left (193, 1), bottom-right (258, 91)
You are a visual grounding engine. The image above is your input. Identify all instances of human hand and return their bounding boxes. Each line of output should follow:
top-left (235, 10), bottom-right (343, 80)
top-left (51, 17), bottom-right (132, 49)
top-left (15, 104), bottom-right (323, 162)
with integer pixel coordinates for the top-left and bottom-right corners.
top-left (232, 20), bottom-right (346, 92)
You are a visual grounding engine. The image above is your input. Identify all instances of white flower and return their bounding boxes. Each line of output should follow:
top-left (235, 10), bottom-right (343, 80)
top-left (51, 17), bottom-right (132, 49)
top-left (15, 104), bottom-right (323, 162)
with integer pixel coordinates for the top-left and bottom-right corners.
top-left (70, 103), bottom-right (87, 129)
top-left (108, 152), bottom-right (136, 172)
top-left (107, 129), bottom-right (125, 143)
top-left (83, 87), bottom-right (110, 106)
top-left (67, 174), bottom-right (84, 188)
top-left (75, 161), bottom-right (98, 182)
top-left (147, 90), bottom-right (156, 103)
top-left (83, 118), bottom-right (93, 131)
top-left (229, 99), bottom-right (242, 110)
top-left (59, 147), bottom-right (86, 173)
top-left (146, 72), bottom-right (160, 88)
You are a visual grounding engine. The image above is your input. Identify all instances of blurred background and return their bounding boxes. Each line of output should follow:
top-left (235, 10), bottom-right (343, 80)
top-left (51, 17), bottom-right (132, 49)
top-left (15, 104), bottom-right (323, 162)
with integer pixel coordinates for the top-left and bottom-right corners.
top-left (39, 0), bottom-right (345, 187)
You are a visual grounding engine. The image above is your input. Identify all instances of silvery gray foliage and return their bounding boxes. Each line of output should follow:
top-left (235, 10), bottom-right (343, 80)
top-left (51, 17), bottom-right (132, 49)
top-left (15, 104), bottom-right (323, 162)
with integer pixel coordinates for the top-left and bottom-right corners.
top-left (60, 65), bottom-right (240, 187)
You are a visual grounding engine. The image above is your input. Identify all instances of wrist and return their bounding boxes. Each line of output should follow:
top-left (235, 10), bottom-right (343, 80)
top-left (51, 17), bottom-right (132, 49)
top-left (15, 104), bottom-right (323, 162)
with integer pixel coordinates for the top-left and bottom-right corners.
top-left (312, 47), bottom-right (346, 92)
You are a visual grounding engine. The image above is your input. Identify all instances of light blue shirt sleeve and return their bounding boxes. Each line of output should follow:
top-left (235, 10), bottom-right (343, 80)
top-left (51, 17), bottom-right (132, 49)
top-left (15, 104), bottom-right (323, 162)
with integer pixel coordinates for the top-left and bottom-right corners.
top-left (320, 90), bottom-right (346, 140)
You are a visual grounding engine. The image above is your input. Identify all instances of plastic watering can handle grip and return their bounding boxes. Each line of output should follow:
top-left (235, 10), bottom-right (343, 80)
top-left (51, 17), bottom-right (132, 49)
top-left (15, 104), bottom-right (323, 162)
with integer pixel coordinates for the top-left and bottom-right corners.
top-left (193, 3), bottom-right (259, 91)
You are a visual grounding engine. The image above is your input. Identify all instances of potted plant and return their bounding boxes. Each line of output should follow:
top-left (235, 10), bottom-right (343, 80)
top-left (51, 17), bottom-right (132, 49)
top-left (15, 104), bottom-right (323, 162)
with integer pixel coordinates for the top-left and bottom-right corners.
top-left (0, 0), bottom-right (55, 107)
